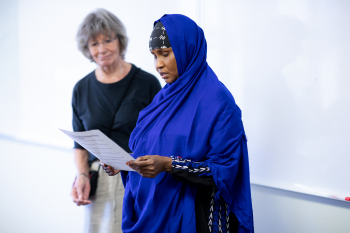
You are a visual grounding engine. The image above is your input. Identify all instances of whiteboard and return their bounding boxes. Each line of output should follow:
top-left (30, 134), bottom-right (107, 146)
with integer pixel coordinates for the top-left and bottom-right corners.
top-left (201, 0), bottom-right (350, 201)
top-left (0, 0), bottom-right (349, 201)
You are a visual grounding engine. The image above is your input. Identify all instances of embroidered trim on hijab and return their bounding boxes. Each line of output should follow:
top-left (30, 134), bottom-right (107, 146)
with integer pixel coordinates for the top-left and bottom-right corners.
top-left (149, 21), bottom-right (171, 50)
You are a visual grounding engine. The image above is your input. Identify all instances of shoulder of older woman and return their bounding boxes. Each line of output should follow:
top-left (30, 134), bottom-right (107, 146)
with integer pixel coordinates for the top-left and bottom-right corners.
top-left (72, 70), bottom-right (96, 96)
top-left (135, 68), bottom-right (161, 88)
top-left (132, 67), bottom-right (162, 101)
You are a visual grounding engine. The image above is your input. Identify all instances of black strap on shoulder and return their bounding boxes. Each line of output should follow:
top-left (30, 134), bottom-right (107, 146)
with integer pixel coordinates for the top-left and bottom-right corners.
top-left (108, 67), bottom-right (140, 137)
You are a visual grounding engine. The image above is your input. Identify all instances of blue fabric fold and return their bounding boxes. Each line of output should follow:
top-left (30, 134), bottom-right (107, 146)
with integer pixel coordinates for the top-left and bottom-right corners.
top-left (124, 14), bottom-right (254, 233)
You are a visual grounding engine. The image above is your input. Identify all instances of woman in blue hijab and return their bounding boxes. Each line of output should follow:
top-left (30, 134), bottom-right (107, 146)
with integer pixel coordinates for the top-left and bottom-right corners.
top-left (102, 14), bottom-right (254, 233)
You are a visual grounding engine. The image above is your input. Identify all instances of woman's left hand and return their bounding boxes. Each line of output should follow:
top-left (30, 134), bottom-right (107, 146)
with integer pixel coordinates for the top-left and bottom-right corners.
top-left (127, 155), bottom-right (172, 178)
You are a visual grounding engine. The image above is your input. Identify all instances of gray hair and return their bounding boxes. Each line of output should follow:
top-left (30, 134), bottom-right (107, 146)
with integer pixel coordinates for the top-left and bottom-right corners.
top-left (76, 8), bottom-right (128, 61)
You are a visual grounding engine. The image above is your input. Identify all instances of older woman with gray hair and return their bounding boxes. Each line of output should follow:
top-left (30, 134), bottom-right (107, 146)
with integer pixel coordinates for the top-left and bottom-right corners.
top-left (71, 9), bottom-right (161, 232)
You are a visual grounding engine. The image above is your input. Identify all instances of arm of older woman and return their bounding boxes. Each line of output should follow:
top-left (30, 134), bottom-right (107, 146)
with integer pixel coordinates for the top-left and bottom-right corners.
top-left (71, 149), bottom-right (92, 206)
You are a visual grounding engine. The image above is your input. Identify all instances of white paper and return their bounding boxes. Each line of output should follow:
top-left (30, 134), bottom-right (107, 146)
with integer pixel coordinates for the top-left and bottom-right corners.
top-left (59, 129), bottom-right (135, 171)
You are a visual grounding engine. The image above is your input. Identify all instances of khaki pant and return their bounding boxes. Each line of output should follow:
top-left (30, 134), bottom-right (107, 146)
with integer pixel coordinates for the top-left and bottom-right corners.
top-left (83, 161), bottom-right (124, 233)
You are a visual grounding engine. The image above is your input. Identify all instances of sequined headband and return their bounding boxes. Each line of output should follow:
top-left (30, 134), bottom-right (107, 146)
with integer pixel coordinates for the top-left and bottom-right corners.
top-left (149, 21), bottom-right (171, 50)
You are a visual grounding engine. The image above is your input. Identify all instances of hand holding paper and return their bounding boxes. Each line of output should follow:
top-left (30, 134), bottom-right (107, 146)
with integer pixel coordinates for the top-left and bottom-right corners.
top-left (60, 129), bottom-right (135, 171)
top-left (100, 161), bottom-right (121, 176)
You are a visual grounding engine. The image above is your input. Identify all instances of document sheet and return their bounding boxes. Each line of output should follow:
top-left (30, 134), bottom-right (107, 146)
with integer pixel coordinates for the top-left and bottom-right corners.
top-left (60, 129), bottom-right (135, 171)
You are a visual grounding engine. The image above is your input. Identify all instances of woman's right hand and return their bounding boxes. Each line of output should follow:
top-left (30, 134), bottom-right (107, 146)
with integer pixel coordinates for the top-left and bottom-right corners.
top-left (100, 161), bottom-right (121, 176)
top-left (71, 174), bottom-right (92, 206)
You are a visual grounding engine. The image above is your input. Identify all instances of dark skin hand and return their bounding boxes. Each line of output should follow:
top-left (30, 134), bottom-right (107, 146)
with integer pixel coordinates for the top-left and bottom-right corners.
top-left (100, 161), bottom-right (120, 176)
top-left (101, 155), bottom-right (172, 178)
top-left (127, 155), bottom-right (172, 178)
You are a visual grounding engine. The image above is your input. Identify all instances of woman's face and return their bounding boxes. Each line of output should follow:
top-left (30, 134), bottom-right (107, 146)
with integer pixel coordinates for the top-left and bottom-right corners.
top-left (151, 48), bottom-right (179, 84)
top-left (88, 33), bottom-right (120, 67)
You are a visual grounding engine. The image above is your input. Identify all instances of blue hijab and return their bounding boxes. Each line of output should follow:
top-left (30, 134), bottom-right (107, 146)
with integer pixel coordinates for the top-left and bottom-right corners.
top-left (124, 14), bottom-right (254, 233)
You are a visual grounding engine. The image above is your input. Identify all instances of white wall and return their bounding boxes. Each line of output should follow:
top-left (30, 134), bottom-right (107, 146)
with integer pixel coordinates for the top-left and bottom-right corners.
top-left (0, 0), bottom-right (20, 137)
top-left (252, 185), bottom-right (350, 233)
top-left (1, 0), bottom-right (350, 232)
top-left (0, 138), bottom-right (83, 233)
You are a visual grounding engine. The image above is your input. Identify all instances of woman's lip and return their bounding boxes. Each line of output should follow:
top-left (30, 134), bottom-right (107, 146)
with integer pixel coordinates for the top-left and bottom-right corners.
top-left (160, 73), bottom-right (168, 79)
top-left (99, 55), bottom-right (111, 60)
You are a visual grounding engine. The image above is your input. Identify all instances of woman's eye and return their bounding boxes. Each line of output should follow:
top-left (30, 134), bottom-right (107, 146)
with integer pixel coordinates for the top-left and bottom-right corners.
top-left (91, 43), bottom-right (98, 47)
top-left (163, 53), bottom-right (169, 57)
top-left (105, 39), bottom-right (112, 43)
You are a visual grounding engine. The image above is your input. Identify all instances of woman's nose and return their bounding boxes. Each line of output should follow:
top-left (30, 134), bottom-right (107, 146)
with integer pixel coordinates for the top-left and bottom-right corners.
top-left (98, 43), bottom-right (108, 53)
top-left (156, 58), bottom-right (164, 69)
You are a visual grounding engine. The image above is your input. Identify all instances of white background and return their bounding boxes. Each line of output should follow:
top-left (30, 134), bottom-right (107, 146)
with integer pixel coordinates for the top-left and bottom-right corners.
top-left (1, 0), bottom-right (350, 232)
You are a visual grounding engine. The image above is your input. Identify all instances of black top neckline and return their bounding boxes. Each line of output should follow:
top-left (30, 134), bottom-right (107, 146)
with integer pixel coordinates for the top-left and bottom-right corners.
top-left (91, 64), bottom-right (137, 88)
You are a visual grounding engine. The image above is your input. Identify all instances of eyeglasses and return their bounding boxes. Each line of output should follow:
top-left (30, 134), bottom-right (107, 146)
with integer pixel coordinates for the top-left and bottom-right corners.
top-left (87, 35), bottom-right (118, 50)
